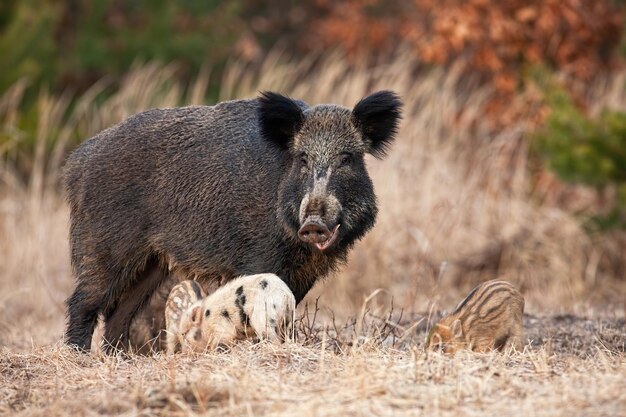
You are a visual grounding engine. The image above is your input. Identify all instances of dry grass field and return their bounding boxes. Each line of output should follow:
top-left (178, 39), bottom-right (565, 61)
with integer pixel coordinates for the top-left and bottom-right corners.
top-left (1, 55), bottom-right (625, 416)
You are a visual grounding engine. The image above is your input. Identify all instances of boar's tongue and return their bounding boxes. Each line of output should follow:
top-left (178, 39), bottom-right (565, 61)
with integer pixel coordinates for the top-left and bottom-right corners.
top-left (315, 224), bottom-right (340, 251)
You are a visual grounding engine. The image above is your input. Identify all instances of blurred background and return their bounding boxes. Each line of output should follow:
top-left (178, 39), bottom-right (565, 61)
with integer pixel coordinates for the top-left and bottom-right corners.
top-left (1, 0), bottom-right (625, 346)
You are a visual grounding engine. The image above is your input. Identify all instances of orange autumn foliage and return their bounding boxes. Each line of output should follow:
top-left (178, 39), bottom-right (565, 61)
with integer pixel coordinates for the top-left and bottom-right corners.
top-left (310, 0), bottom-right (622, 94)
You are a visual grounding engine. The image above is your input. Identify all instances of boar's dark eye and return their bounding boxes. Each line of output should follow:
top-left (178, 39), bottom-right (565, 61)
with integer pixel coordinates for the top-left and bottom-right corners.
top-left (300, 155), bottom-right (308, 168)
top-left (339, 153), bottom-right (352, 166)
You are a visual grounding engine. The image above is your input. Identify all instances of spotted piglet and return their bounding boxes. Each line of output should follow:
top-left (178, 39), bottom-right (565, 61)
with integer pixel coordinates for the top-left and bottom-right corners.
top-left (175, 273), bottom-right (296, 353)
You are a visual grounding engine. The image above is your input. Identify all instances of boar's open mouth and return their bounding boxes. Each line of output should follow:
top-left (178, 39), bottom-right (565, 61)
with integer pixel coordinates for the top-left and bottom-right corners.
top-left (298, 219), bottom-right (341, 252)
top-left (314, 224), bottom-right (340, 251)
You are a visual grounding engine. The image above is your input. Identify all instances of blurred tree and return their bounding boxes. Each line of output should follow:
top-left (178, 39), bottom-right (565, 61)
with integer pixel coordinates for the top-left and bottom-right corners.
top-left (310, 0), bottom-right (623, 92)
top-left (0, 0), bottom-right (59, 92)
top-left (1, 0), bottom-right (623, 102)
top-left (534, 87), bottom-right (626, 229)
top-left (0, 0), bottom-right (254, 95)
top-left (306, 0), bottom-right (624, 126)
top-left (55, 0), bottom-right (247, 91)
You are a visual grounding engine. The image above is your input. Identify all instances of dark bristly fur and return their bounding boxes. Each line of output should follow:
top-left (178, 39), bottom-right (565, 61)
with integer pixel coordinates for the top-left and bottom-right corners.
top-left (63, 91), bottom-right (402, 351)
top-left (102, 258), bottom-right (166, 352)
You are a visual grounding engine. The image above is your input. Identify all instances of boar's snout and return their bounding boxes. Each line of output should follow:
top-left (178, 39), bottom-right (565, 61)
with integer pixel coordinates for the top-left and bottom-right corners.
top-left (298, 216), bottom-right (340, 252)
top-left (298, 216), bottom-right (329, 243)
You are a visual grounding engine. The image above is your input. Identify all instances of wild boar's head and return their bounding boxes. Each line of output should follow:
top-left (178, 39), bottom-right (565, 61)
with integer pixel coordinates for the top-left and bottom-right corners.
top-left (258, 91), bottom-right (402, 253)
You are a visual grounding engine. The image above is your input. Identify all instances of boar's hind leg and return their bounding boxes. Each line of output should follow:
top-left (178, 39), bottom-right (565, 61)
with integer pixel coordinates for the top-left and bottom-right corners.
top-left (103, 259), bottom-right (168, 353)
top-left (66, 270), bottom-right (108, 351)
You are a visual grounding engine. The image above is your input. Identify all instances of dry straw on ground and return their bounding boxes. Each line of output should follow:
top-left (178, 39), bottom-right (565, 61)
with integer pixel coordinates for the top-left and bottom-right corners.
top-left (1, 316), bottom-right (624, 417)
top-left (1, 54), bottom-right (625, 416)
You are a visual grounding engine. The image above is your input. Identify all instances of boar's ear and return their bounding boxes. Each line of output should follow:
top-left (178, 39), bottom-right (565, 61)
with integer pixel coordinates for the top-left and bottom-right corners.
top-left (258, 91), bottom-right (305, 151)
top-left (352, 91), bottom-right (402, 158)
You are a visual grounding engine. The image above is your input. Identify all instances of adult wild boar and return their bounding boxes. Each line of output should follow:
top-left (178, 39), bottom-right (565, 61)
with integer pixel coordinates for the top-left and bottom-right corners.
top-left (64, 91), bottom-right (402, 351)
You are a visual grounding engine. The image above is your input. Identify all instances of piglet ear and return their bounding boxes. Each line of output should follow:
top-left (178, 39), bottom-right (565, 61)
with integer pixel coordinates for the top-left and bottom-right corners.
top-left (451, 319), bottom-right (463, 340)
top-left (258, 91), bottom-right (305, 150)
top-left (352, 90), bottom-right (402, 158)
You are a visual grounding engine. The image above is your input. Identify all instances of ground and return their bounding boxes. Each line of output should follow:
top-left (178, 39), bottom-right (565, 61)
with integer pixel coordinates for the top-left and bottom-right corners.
top-left (1, 312), bottom-right (624, 417)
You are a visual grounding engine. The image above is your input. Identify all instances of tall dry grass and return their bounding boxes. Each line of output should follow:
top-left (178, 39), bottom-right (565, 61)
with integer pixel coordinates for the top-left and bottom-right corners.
top-left (0, 53), bottom-right (624, 349)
